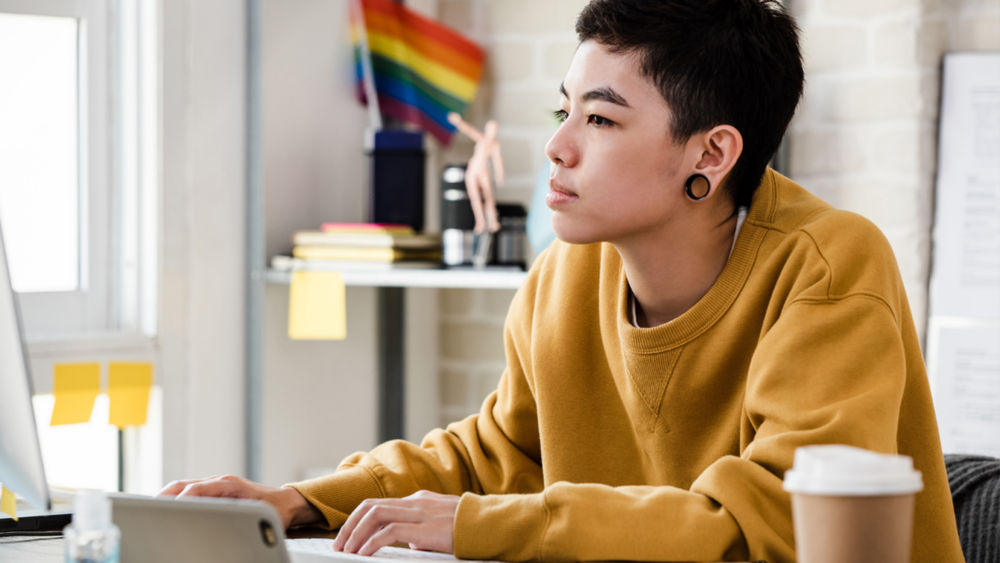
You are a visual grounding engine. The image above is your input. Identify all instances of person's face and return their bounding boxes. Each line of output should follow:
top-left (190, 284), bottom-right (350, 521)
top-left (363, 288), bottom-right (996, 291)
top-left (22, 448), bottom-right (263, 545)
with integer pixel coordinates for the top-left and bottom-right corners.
top-left (545, 40), bottom-right (695, 246)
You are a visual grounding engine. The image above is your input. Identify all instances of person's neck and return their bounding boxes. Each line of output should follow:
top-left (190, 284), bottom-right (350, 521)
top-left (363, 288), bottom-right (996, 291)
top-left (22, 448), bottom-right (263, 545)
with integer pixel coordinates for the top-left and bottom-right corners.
top-left (619, 204), bottom-right (739, 328)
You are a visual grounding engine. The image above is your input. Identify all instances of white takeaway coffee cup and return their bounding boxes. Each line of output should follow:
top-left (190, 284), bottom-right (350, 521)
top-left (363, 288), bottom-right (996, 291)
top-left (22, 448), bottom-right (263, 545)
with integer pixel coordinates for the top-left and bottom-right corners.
top-left (783, 445), bottom-right (923, 563)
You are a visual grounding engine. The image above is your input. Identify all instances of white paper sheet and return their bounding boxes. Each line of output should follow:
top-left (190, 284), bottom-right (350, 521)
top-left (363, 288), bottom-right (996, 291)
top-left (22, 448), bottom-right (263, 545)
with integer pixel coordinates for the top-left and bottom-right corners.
top-left (927, 53), bottom-right (1000, 457)
top-left (929, 323), bottom-right (1000, 456)
top-left (928, 53), bottom-right (1000, 319)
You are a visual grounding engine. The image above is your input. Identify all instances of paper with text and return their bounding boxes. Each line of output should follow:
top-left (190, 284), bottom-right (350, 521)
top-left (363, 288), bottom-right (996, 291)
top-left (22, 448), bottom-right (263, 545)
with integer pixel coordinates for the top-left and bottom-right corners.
top-left (927, 53), bottom-right (1000, 457)
top-left (929, 53), bottom-right (1000, 318)
top-left (930, 323), bottom-right (1000, 456)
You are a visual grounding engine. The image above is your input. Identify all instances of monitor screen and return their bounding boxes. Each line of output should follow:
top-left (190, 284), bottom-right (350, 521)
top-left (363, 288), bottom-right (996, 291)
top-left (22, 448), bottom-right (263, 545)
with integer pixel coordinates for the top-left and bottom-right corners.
top-left (0, 221), bottom-right (51, 512)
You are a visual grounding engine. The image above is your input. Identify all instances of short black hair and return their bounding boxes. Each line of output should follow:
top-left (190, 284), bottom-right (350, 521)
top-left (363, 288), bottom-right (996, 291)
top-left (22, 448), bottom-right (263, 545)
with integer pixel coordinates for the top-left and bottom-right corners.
top-left (576, 0), bottom-right (803, 207)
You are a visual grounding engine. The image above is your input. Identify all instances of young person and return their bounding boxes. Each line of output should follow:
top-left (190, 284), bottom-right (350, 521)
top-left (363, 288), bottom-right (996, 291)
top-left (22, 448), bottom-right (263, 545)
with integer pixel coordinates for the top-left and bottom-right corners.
top-left (161, 1), bottom-right (964, 560)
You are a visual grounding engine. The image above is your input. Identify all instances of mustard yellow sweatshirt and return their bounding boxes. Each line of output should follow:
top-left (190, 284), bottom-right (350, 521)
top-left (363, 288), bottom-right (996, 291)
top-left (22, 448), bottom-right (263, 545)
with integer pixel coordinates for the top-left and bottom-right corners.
top-left (289, 169), bottom-right (963, 562)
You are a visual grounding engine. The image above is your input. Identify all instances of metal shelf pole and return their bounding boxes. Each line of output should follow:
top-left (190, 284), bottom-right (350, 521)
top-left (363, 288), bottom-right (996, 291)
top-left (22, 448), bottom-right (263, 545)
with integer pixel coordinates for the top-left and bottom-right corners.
top-left (245, 0), bottom-right (264, 481)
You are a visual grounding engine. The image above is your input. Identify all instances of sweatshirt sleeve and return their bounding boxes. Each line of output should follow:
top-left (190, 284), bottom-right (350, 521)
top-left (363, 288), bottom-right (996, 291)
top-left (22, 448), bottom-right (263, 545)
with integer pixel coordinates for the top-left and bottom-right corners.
top-left (285, 285), bottom-right (546, 531)
top-left (453, 294), bottom-right (910, 562)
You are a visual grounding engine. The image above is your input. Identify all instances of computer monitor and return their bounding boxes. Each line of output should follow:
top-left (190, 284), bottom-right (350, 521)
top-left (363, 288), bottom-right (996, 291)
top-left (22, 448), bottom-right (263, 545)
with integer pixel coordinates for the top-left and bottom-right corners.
top-left (0, 220), bottom-right (52, 514)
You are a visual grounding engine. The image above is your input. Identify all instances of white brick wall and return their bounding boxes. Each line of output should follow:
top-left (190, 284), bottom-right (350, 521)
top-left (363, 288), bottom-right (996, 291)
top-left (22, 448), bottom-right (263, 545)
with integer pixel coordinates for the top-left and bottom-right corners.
top-left (788, 0), bottom-right (998, 345)
top-left (435, 0), bottom-right (1000, 423)
top-left (434, 0), bottom-right (587, 425)
top-left (438, 288), bottom-right (516, 425)
top-left (438, 0), bottom-right (587, 203)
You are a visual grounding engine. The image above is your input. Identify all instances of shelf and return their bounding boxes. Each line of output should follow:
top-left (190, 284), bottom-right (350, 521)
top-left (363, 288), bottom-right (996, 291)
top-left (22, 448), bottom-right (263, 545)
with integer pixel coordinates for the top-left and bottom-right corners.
top-left (262, 263), bottom-right (527, 447)
top-left (264, 266), bottom-right (527, 290)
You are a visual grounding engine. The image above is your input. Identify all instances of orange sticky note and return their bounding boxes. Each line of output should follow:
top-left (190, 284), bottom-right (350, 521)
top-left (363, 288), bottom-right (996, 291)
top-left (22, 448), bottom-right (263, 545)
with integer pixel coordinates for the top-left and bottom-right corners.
top-left (51, 363), bottom-right (101, 425)
top-left (1, 486), bottom-right (17, 521)
top-left (107, 363), bottom-right (153, 428)
top-left (288, 270), bottom-right (347, 340)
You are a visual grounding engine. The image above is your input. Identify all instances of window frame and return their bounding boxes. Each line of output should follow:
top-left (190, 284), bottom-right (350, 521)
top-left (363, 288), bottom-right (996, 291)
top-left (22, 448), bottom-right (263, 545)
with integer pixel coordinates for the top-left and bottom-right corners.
top-left (0, 0), bottom-right (112, 338)
top-left (0, 0), bottom-right (160, 494)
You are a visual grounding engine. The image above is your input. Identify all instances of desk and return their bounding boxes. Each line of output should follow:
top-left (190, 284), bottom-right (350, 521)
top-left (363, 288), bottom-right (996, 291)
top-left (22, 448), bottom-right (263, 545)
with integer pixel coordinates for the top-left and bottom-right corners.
top-left (0, 536), bottom-right (757, 563)
top-left (250, 266), bottom-right (527, 480)
top-left (0, 535), bottom-right (62, 561)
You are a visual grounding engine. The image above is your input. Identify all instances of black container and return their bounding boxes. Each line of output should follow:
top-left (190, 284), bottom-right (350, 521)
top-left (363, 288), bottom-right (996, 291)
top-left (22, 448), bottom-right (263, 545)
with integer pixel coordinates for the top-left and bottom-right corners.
top-left (494, 203), bottom-right (527, 269)
top-left (440, 164), bottom-right (478, 266)
top-left (440, 164), bottom-right (527, 268)
top-left (368, 130), bottom-right (425, 231)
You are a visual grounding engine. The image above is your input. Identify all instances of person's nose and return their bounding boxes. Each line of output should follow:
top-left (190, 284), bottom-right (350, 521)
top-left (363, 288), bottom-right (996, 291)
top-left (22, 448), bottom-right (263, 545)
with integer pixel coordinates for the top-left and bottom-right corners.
top-left (545, 120), bottom-right (578, 169)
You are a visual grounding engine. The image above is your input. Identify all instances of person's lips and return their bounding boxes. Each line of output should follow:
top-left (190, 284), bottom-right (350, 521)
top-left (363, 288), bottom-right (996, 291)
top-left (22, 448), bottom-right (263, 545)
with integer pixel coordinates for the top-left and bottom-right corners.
top-left (546, 179), bottom-right (578, 208)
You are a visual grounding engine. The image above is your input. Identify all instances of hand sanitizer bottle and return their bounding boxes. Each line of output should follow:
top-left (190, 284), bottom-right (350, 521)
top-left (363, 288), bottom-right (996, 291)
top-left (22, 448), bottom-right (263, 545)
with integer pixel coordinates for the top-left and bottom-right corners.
top-left (64, 490), bottom-right (120, 563)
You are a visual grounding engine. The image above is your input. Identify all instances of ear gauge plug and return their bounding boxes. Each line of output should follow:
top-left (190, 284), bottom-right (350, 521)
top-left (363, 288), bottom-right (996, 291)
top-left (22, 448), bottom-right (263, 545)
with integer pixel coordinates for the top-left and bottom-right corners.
top-left (684, 174), bottom-right (710, 201)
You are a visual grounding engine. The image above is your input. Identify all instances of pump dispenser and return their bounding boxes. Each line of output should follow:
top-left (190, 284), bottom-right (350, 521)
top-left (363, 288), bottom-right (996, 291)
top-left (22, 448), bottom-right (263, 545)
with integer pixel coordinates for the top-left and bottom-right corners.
top-left (64, 490), bottom-right (120, 563)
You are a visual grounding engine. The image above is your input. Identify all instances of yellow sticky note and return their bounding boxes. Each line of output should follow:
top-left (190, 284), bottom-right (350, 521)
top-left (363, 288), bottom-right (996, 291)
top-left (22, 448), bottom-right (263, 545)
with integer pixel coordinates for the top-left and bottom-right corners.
top-left (1, 486), bottom-right (17, 521)
top-left (51, 363), bottom-right (101, 425)
top-left (107, 362), bottom-right (153, 428)
top-left (288, 270), bottom-right (347, 340)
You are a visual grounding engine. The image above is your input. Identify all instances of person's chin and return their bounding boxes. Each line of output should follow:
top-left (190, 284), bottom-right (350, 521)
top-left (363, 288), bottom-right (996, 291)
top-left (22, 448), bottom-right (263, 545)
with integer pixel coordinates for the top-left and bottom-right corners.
top-left (551, 216), bottom-right (601, 246)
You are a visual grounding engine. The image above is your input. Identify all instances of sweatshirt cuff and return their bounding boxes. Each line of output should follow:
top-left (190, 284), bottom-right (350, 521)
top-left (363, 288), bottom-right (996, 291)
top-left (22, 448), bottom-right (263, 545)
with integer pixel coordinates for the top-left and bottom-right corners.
top-left (454, 492), bottom-right (549, 561)
top-left (284, 465), bottom-right (386, 530)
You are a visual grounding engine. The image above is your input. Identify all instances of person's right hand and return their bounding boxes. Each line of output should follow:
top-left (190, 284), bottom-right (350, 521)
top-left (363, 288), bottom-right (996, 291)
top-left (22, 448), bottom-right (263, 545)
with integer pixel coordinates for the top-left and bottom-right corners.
top-left (157, 474), bottom-right (323, 530)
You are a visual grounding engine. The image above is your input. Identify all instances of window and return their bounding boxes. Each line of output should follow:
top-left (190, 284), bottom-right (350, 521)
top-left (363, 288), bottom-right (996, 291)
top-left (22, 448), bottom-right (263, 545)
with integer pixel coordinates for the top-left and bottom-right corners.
top-left (0, 0), bottom-right (159, 493)
top-left (0, 0), bottom-right (157, 342)
top-left (0, 13), bottom-right (82, 293)
top-left (0, 1), bottom-right (111, 338)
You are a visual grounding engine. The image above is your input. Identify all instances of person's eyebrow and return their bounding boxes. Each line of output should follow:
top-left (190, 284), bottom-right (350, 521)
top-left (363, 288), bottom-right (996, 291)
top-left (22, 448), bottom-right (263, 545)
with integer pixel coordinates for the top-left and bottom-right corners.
top-left (559, 82), bottom-right (631, 108)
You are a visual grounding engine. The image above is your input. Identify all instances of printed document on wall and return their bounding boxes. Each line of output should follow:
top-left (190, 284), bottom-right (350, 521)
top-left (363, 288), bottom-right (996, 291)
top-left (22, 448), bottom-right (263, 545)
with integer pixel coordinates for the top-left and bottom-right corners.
top-left (930, 324), bottom-right (1000, 457)
top-left (927, 53), bottom-right (1000, 457)
top-left (928, 53), bottom-right (1000, 318)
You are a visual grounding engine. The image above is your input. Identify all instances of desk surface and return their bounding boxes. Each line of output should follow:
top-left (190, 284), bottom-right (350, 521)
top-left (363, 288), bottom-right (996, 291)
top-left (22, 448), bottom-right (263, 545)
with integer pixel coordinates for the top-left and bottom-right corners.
top-left (0, 535), bottom-right (62, 561)
top-left (0, 537), bottom-right (757, 563)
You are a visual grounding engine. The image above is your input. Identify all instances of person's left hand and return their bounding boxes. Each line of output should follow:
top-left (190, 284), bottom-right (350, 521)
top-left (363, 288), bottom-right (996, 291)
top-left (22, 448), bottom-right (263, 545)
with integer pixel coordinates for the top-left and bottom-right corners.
top-left (331, 490), bottom-right (460, 556)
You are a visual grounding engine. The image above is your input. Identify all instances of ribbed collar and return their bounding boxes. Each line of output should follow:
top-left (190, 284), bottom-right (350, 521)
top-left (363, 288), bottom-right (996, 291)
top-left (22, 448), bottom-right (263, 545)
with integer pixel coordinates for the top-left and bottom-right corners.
top-left (615, 168), bottom-right (778, 353)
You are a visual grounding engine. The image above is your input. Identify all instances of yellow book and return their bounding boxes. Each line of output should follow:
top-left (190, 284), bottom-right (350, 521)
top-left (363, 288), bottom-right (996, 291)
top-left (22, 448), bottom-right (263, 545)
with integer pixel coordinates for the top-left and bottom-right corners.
top-left (292, 245), bottom-right (441, 262)
top-left (319, 222), bottom-right (413, 234)
top-left (292, 230), bottom-right (441, 250)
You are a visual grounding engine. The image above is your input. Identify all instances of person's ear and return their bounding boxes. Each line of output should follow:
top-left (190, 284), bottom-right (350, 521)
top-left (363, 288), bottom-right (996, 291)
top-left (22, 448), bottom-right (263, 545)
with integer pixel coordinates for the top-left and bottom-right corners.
top-left (689, 125), bottom-right (743, 199)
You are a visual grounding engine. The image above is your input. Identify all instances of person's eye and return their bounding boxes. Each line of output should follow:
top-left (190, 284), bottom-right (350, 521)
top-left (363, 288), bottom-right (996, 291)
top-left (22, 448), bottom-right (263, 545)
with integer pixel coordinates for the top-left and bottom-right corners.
top-left (587, 114), bottom-right (614, 127)
top-left (552, 109), bottom-right (569, 123)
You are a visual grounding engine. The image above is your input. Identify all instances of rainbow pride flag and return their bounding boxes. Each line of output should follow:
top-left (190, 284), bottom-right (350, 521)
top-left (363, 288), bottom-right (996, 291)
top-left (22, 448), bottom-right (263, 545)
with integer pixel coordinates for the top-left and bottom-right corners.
top-left (351, 0), bottom-right (485, 144)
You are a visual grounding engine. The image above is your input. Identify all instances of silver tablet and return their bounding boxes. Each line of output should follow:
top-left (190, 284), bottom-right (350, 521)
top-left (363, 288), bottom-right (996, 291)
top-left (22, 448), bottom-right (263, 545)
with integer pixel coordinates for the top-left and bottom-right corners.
top-left (110, 494), bottom-right (290, 563)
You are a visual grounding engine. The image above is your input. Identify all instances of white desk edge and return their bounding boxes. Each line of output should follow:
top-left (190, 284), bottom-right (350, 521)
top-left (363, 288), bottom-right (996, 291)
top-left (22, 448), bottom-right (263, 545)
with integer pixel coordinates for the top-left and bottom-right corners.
top-left (263, 267), bottom-right (527, 290)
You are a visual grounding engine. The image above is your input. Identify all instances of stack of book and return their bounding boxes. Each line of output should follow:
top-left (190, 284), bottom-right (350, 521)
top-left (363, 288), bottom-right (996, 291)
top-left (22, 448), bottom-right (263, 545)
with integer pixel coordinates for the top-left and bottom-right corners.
top-left (273, 223), bottom-right (443, 271)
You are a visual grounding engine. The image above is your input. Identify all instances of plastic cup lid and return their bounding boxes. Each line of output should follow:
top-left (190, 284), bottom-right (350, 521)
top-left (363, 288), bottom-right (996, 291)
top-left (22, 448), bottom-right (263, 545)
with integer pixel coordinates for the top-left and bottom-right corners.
top-left (783, 445), bottom-right (923, 496)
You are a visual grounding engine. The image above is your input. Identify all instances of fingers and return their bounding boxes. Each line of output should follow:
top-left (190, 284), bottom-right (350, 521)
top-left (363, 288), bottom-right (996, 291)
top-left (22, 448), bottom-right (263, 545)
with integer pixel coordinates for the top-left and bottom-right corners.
top-left (357, 522), bottom-right (422, 556)
top-left (156, 473), bottom-right (226, 497)
top-left (157, 474), bottom-right (258, 501)
top-left (333, 492), bottom-right (459, 556)
top-left (335, 500), bottom-right (422, 554)
top-left (156, 476), bottom-right (313, 530)
top-left (156, 479), bottom-right (198, 497)
top-left (187, 474), bottom-right (245, 498)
